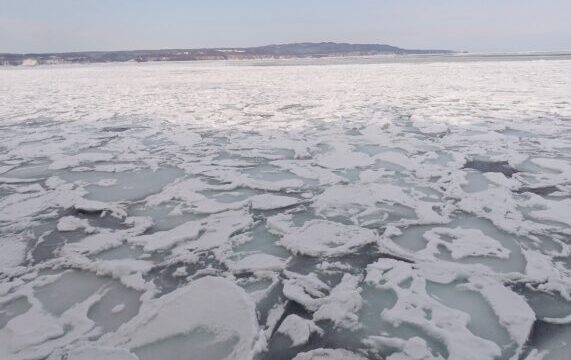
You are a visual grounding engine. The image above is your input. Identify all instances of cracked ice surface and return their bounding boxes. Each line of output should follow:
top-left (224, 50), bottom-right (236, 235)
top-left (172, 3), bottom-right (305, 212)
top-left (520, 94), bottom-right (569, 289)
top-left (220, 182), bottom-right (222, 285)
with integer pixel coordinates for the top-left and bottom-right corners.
top-left (1, 56), bottom-right (571, 359)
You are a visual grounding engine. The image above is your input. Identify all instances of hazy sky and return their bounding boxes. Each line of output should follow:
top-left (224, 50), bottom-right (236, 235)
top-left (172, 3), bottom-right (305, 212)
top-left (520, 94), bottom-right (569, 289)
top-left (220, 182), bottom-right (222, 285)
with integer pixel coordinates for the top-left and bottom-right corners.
top-left (1, 0), bottom-right (570, 53)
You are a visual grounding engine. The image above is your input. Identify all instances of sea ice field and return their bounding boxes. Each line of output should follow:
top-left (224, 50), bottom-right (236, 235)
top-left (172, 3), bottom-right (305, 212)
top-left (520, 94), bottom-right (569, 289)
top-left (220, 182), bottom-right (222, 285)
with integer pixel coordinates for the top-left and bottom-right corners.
top-left (1, 55), bottom-right (571, 359)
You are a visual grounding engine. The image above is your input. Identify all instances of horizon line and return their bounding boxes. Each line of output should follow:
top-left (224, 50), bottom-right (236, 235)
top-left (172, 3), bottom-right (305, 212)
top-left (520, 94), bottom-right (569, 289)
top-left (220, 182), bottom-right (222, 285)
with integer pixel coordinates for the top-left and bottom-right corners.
top-left (3, 41), bottom-right (452, 56)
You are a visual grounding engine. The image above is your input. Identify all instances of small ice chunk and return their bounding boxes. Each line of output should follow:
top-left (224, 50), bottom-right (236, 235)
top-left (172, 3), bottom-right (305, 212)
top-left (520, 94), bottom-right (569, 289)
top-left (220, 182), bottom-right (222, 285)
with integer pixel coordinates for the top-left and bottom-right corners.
top-left (0, 234), bottom-right (26, 269)
top-left (365, 336), bottom-right (442, 360)
top-left (312, 183), bottom-right (422, 223)
top-left (111, 304), bottom-right (126, 314)
top-left (249, 193), bottom-right (300, 210)
top-left (168, 131), bottom-right (202, 149)
top-left (92, 259), bottom-right (153, 284)
top-left (129, 220), bottom-right (202, 252)
top-left (103, 276), bottom-right (259, 359)
top-left (96, 178), bottom-right (118, 187)
top-left (49, 152), bottom-right (114, 170)
top-left (420, 227), bottom-right (510, 260)
top-left (283, 272), bottom-right (330, 312)
top-left (462, 276), bottom-right (535, 353)
top-left (483, 172), bottom-right (519, 189)
top-left (172, 266), bottom-right (188, 277)
top-left (271, 160), bottom-right (344, 185)
top-left (531, 157), bottom-right (571, 176)
top-left (0, 176), bottom-right (42, 184)
top-left (266, 213), bottom-right (295, 235)
top-left (45, 176), bottom-right (67, 189)
top-left (63, 231), bottom-right (127, 256)
top-left (64, 346), bottom-right (138, 360)
top-left (0, 306), bottom-right (64, 354)
top-left (57, 216), bottom-right (96, 233)
top-left (315, 144), bottom-right (373, 170)
top-left (230, 253), bottom-right (286, 273)
top-left (72, 198), bottom-right (127, 219)
top-left (411, 114), bottom-right (449, 134)
top-left (527, 198), bottom-right (571, 226)
top-left (179, 209), bottom-right (252, 252)
top-left (277, 314), bottom-right (322, 347)
top-left (313, 274), bottom-right (363, 330)
top-left (293, 348), bottom-right (368, 360)
top-left (375, 151), bottom-right (418, 171)
top-left (522, 349), bottom-right (549, 360)
top-left (522, 250), bottom-right (571, 301)
top-left (282, 272), bottom-right (362, 330)
top-left (280, 220), bottom-right (376, 257)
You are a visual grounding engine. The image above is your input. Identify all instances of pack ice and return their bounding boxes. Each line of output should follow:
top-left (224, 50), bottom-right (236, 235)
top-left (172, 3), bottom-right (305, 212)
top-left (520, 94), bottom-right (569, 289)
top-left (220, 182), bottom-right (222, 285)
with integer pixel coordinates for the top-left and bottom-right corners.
top-left (1, 56), bottom-right (571, 359)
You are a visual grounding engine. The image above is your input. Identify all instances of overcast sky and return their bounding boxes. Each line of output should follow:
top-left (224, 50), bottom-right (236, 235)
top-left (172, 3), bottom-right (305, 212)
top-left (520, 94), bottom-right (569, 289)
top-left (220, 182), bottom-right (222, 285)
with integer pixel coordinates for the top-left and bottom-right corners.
top-left (1, 0), bottom-right (570, 53)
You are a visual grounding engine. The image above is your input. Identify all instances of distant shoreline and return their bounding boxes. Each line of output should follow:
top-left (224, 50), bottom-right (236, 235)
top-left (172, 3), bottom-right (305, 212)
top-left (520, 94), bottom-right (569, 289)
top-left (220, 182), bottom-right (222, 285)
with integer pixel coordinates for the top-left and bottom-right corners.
top-left (0, 42), bottom-right (455, 66)
top-left (2, 51), bottom-right (571, 69)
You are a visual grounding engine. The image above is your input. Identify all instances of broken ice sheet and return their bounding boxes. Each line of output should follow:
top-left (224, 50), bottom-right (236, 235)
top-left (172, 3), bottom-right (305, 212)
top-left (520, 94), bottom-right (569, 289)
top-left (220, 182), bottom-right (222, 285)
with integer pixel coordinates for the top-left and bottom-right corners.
top-left (1, 57), bottom-right (571, 359)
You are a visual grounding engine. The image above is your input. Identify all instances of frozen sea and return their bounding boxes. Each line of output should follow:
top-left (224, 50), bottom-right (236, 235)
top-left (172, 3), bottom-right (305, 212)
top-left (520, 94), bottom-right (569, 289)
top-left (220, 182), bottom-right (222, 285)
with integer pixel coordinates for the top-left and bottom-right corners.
top-left (1, 54), bottom-right (571, 360)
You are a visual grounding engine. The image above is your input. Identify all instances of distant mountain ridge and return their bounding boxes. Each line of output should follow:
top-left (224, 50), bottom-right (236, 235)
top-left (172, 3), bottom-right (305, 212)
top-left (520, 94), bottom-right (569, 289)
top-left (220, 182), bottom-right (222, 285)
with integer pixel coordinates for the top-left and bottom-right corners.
top-left (242, 42), bottom-right (451, 55)
top-left (0, 42), bottom-right (454, 66)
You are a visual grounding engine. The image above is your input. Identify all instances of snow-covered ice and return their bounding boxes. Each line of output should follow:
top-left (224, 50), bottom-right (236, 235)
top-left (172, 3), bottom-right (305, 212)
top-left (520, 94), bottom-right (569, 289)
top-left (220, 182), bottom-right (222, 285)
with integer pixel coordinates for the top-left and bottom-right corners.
top-left (1, 56), bottom-right (571, 359)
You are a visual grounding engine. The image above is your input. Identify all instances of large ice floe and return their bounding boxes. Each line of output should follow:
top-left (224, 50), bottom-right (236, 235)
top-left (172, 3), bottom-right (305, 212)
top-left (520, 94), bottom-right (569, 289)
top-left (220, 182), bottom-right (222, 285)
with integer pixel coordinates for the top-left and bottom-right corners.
top-left (1, 56), bottom-right (571, 359)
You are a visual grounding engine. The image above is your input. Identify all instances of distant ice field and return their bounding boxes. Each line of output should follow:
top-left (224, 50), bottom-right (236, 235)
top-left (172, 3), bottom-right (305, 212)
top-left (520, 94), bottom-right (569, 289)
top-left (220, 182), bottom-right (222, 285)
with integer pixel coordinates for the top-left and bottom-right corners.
top-left (1, 56), bottom-right (571, 359)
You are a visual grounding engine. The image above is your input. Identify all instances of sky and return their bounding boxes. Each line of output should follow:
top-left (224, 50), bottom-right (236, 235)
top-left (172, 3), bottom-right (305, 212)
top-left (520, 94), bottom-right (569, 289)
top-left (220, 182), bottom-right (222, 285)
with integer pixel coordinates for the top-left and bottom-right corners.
top-left (1, 0), bottom-right (571, 54)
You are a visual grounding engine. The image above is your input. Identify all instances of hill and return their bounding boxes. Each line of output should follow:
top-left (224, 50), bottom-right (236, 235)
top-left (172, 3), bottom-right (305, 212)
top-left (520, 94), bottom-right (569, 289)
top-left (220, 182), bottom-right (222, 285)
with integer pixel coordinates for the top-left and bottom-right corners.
top-left (0, 42), bottom-right (454, 65)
